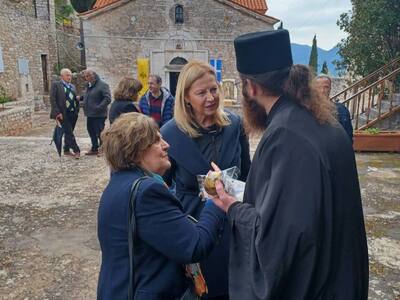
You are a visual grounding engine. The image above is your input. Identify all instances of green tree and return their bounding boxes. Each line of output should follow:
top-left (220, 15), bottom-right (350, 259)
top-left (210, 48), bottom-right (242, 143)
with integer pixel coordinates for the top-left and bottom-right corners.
top-left (70, 0), bottom-right (96, 13)
top-left (321, 61), bottom-right (329, 74)
top-left (55, 0), bottom-right (74, 25)
top-left (308, 35), bottom-right (318, 75)
top-left (336, 0), bottom-right (400, 77)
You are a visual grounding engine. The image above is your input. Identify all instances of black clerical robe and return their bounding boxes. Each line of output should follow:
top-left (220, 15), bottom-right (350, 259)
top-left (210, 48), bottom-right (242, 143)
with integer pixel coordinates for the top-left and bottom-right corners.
top-left (227, 96), bottom-right (368, 300)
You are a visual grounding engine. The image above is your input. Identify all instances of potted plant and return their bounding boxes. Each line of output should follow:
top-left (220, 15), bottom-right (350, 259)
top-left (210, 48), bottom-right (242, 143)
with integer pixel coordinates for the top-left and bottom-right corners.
top-left (353, 128), bottom-right (400, 152)
top-left (0, 86), bottom-right (13, 111)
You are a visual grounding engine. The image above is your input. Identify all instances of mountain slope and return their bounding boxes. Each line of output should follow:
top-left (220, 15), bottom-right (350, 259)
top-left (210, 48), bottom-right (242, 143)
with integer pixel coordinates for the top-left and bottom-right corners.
top-left (291, 43), bottom-right (341, 77)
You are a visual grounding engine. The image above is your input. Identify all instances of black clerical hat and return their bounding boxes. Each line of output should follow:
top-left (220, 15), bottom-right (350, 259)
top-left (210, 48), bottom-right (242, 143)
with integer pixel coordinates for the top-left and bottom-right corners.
top-left (234, 29), bottom-right (293, 75)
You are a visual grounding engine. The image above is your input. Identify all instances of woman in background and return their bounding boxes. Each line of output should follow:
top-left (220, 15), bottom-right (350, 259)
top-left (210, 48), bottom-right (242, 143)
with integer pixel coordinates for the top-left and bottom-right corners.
top-left (109, 77), bottom-right (142, 124)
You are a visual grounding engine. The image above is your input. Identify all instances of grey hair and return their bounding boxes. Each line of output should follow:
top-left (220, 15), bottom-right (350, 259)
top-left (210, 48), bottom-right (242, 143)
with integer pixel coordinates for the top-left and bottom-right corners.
top-left (315, 74), bottom-right (332, 84)
top-left (149, 74), bottom-right (162, 84)
top-left (60, 68), bottom-right (72, 76)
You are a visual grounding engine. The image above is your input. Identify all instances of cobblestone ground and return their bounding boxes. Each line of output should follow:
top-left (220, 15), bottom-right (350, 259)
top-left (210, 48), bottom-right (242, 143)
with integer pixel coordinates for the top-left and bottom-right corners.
top-left (0, 112), bottom-right (399, 299)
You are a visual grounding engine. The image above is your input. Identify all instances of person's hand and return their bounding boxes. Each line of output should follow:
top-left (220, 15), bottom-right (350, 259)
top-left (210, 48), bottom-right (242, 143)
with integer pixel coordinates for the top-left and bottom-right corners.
top-left (55, 113), bottom-right (63, 122)
top-left (208, 162), bottom-right (237, 212)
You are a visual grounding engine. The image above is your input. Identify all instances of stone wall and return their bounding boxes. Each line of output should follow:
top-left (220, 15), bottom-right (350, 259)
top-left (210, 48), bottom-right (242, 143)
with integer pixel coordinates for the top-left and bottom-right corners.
top-left (81, 0), bottom-right (276, 95)
top-left (0, 106), bottom-right (32, 136)
top-left (0, 0), bottom-right (57, 99)
top-left (56, 11), bottom-right (84, 73)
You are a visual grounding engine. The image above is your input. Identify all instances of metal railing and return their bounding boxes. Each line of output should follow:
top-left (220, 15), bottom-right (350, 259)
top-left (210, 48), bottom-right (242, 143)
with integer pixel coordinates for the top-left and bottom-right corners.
top-left (331, 57), bottom-right (400, 103)
top-left (339, 67), bottom-right (400, 130)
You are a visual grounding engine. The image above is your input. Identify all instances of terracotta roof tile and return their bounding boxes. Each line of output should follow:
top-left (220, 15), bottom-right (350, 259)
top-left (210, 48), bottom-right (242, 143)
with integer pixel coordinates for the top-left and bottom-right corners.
top-left (92, 0), bottom-right (268, 15)
top-left (230, 0), bottom-right (267, 14)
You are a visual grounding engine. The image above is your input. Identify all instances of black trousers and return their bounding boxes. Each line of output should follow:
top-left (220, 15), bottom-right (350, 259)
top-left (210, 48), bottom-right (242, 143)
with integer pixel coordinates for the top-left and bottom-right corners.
top-left (62, 112), bottom-right (80, 153)
top-left (87, 117), bottom-right (106, 151)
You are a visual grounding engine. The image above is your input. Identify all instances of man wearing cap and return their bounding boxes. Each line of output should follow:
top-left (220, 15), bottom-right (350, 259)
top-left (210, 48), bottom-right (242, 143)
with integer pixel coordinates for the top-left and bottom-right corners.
top-left (210, 30), bottom-right (368, 299)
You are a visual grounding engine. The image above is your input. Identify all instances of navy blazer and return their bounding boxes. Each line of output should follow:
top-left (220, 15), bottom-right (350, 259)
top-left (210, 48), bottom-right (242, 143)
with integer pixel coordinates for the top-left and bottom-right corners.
top-left (161, 112), bottom-right (251, 297)
top-left (97, 169), bottom-right (225, 300)
top-left (108, 100), bottom-right (140, 124)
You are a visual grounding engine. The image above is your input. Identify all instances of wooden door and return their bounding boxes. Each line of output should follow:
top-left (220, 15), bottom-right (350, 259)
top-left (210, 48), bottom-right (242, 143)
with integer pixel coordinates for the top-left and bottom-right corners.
top-left (41, 55), bottom-right (49, 94)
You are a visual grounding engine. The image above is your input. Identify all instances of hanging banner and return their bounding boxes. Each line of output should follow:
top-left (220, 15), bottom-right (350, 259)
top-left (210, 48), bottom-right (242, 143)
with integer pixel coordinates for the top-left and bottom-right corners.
top-left (137, 58), bottom-right (149, 98)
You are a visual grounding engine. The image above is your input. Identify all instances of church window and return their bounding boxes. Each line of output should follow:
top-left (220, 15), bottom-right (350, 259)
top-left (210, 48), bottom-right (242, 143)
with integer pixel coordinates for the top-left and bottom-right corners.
top-left (175, 5), bottom-right (184, 24)
top-left (210, 59), bottom-right (222, 82)
top-left (18, 59), bottom-right (29, 75)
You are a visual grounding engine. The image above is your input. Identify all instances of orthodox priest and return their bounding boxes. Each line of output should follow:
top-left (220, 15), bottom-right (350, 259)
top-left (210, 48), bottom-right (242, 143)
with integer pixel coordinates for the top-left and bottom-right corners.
top-left (210, 29), bottom-right (369, 299)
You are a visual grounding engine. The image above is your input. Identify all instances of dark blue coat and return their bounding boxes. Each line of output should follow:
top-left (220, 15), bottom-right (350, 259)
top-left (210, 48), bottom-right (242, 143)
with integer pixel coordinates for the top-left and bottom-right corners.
top-left (161, 112), bottom-right (251, 297)
top-left (335, 101), bottom-right (353, 142)
top-left (108, 100), bottom-right (140, 124)
top-left (97, 169), bottom-right (225, 300)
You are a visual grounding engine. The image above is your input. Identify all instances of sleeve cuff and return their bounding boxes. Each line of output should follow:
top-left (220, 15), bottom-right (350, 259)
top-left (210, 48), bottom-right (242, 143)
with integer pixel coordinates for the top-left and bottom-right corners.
top-left (227, 201), bottom-right (241, 221)
top-left (205, 199), bottom-right (225, 217)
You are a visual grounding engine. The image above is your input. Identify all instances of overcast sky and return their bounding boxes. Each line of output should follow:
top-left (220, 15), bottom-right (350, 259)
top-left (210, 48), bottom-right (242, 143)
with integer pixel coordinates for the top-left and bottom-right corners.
top-left (267, 0), bottom-right (352, 50)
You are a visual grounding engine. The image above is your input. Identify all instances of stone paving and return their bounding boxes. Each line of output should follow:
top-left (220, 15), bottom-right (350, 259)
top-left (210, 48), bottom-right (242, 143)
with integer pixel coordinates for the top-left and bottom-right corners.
top-left (0, 112), bottom-right (399, 299)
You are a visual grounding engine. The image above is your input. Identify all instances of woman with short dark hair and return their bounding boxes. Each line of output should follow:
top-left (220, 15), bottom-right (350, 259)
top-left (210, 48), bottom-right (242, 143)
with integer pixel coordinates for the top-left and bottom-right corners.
top-left (97, 112), bottom-right (225, 300)
top-left (109, 77), bottom-right (142, 124)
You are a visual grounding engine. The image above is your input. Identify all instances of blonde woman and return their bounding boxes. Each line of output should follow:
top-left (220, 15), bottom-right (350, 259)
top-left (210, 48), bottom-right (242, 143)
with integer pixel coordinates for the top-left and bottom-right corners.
top-left (109, 77), bottom-right (142, 124)
top-left (161, 60), bottom-right (251, 300)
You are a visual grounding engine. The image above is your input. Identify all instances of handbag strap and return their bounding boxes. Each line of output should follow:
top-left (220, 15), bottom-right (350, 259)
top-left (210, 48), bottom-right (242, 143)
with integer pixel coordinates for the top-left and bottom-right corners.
top-left (128, 176), bottom-right (148, 300)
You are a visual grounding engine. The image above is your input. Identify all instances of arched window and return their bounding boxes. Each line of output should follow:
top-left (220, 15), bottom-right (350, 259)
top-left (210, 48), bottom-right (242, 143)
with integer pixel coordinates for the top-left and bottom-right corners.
top-left (175, 5), bottom-right (184, 24)
top-left (170, 57), bottom-right (188, 65)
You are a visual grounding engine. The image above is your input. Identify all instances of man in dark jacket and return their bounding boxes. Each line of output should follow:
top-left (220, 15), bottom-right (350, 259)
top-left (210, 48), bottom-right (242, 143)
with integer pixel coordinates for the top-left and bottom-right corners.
top-left (139, 74), bottom-right (174, 127)
top-left (316, 74), bottom-right (354, 142)
top-left (49, 68), bottom-right (80, 159)
top-left (211, 29), bottom-right (369, 300)
top-left (82, 70), bottom-right (111, 155)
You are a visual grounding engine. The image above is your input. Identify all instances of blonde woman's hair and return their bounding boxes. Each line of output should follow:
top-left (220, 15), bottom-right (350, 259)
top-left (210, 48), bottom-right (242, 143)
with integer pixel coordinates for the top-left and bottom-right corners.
top-left (174, 60), bottom-right (230, 137)
top-left (101, 112), bottom-right (159, 171)
top-left (113, 77), bottom-right (143, 102)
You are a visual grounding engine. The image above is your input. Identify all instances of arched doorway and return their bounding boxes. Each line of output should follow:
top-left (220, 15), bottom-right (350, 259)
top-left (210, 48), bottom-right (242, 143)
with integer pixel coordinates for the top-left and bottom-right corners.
top-left (169, 57), bottom-right (187, 97)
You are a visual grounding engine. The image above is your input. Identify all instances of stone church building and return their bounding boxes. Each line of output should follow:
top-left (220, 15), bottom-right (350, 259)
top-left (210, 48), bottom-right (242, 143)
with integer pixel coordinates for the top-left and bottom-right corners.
top-left (80, 0), bottom-right (279, 100)
top-left (0, 0), bottom-right (57, 100)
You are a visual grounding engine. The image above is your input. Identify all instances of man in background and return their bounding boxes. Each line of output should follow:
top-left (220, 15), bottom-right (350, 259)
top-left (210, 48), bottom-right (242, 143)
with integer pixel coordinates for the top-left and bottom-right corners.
top-left (139, 74), bottom-right (174, 127)
top-left (49, 68), bottom-right (80, 159)
top-left (82, 70), bottom-right (111, 156)
top-left (316, 74), bottom-right (354, 141)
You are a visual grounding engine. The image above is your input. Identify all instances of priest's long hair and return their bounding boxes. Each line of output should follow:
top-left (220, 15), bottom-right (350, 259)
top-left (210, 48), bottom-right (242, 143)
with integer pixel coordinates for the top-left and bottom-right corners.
top-left (241, 64), bottom-right (336, 124)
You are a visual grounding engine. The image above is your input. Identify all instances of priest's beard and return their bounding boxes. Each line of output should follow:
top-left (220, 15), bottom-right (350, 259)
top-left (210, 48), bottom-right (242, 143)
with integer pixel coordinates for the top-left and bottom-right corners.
top-left (242, 81), bottom-right (268, 134)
